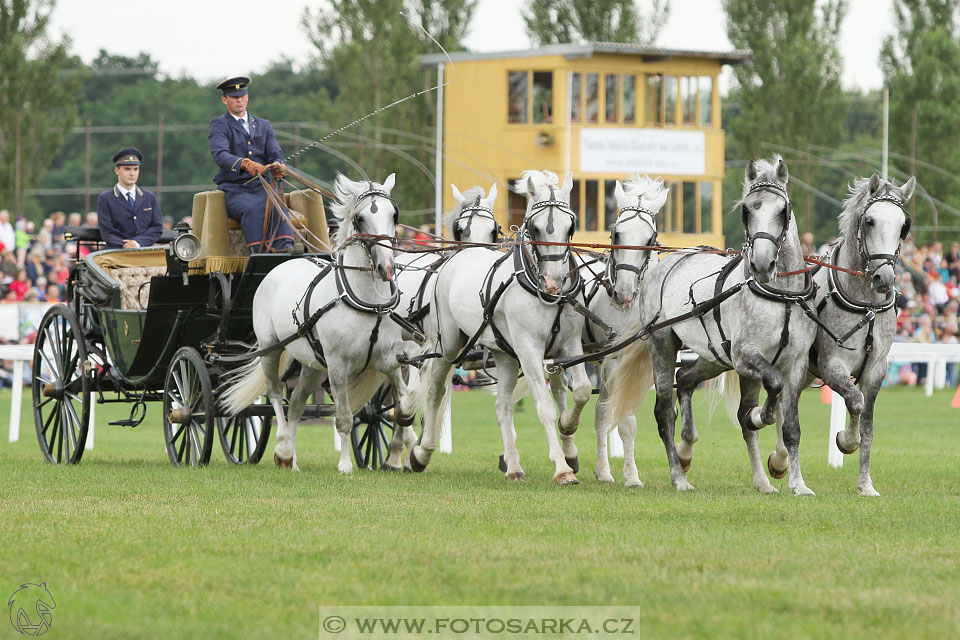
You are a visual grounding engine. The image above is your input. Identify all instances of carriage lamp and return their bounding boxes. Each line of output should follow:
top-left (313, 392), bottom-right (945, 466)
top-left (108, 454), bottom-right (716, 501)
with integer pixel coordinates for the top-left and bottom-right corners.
top-left (167, 223), bottom-right (201, 284)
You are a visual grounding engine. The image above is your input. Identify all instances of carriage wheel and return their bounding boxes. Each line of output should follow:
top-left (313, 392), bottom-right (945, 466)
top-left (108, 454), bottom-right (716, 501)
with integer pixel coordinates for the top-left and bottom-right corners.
top-left (163, 347), bottom-right (214, 467)
top-left (351, 382), bottom-right (397, 470)
top-left (217, 409), bottom-right (272, 465)
top-left (33, 305), bottom-right (90, 464)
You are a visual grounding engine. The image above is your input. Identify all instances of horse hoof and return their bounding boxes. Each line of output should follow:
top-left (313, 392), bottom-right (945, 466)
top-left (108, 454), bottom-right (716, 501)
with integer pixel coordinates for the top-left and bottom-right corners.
top-left (505, 470), bottom-right (525, 481)
top-left (565, 456), bottom-right (579, 474)
top-left (678, 456), bottom-right (692, 473)
top-left (274, 453), bottom-right (293, 470)
top-left (746, 406), bottom-right (766, 431)
top-left (409, 449), bottom-right (427, 473)
top-left (380, 463), bottom-right (402, 473)
top-left (835, 432), bottom-right (859, 455)
top-left (498, 454), bottom-right (507, 473)
top-left (767, 453), bottom-right (787, 479)
top-left (554, 471), bottom-right (579, 485)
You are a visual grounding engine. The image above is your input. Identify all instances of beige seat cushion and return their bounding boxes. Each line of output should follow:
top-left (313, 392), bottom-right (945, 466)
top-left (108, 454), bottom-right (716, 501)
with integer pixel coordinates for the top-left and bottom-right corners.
top-left (189, 188), bottom-right (331, 274)
top-left (91, 249), bottom-right (168, 310)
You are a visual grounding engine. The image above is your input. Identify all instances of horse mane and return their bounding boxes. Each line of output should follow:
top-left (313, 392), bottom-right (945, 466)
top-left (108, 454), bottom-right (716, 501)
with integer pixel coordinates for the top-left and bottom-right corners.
top-left (514, 169), bottom-right (561, 201)
top-left (732, 154), bottom-right (786, 209)
top-left (329, 174), bottom-right (370, 248)
top-left (622, 174), bottom-right (666, 205)
top-left (443, 186), bottom-right (486, 235)
top-left (837, 176), bottom-right (878, 239)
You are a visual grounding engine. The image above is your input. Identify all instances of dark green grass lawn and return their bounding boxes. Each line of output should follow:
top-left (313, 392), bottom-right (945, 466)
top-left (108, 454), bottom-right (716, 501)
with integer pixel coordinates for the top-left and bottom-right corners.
top-left (1, 386), bottom-right (958, 639)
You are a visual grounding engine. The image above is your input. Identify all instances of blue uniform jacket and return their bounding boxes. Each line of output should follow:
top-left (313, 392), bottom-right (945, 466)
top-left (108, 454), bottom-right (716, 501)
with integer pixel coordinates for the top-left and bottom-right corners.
top-left (96, 186), bottom-right (163, 249)
top-left (208, 112), bottom-right (284, 184)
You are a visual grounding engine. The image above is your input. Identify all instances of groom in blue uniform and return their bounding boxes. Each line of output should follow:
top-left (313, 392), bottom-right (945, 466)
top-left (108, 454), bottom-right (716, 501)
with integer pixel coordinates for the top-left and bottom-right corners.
top-left (96, 148), bottom-right (164, 249)
top-left (208, 75), bottom-right (294, 252)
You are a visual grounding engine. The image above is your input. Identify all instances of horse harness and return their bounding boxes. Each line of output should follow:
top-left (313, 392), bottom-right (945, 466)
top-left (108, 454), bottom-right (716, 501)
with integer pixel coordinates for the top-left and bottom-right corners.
top-left (856, 186), bottom-right (912, 275)
top-left (453, 195), bottom-right (501, 243)
top-left (812, 240), bottom-right (897, 382)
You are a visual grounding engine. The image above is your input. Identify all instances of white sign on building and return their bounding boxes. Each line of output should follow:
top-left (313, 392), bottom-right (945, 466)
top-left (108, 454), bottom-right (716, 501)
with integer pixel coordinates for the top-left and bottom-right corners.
top-left (580, 129), bottom-right (706, 175)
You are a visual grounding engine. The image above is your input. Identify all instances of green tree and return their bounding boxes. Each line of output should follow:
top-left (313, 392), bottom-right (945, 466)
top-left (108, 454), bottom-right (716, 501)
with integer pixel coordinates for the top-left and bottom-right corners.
top-left (523, 0), bottom-right (669, 45)
top-left (722, 0), bottom-right (847, 241)
top-left (0, 0), bottom-right (84, 218)
top-left (881, 0), bottom-right (960, 242)
top-left (302, 0), bottom-right (477, 224)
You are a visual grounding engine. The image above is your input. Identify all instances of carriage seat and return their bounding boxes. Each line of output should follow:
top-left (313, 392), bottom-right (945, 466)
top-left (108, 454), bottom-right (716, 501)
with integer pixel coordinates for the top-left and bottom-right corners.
top-left (189, 189), bottom-right (331, 274)
top-left (89, 248), bottom-right (168, 311)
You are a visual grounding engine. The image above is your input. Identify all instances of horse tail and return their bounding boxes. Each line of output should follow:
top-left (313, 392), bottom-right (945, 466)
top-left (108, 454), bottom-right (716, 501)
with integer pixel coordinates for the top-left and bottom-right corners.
top-left (218, 353), bottom-right (269, 417)
top-left (720, 370), bottom-right (741, 428)
top-left (610, 337), bottom-right (653, 424)
top-left (347, 370), bottom-right (387, 414)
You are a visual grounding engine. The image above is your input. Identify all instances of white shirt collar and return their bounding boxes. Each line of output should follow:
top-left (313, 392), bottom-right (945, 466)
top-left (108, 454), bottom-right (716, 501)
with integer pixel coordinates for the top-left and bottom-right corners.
top-left (234, 113), bottom-right (248, 127)
top-left (117, 184), bottom-right (136, 199)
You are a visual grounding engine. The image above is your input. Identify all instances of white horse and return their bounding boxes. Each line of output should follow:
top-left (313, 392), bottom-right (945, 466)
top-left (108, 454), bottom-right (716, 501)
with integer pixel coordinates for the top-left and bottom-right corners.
top-left (613, 157), bottom-right (819, 495)
top-left (219, 173), bottom-right (421, 473)
top-left (581, 175), bottom-right (667, 486)
top-left (411, 170), bottom-right (593, 484)
top-left (767, 173), bottom-right (916, 496)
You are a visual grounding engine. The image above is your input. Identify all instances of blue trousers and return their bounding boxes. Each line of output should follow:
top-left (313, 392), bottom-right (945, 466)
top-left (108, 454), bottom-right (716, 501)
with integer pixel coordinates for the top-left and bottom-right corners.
top-left (219, 181), bottom-right (294, 253)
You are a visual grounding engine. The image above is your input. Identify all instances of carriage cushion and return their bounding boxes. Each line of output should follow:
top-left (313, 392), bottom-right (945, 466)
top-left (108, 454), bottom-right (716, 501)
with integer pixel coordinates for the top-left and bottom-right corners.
top-left (91, 249), bottom-right (168, 311)
top-left (188, 189), bottom-right (330, 274)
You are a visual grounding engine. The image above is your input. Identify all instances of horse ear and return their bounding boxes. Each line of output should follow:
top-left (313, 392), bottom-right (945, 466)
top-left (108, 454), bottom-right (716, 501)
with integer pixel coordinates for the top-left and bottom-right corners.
top-left (488, 183), bottom-right (498, 202)
top-left (650, 187), bottom-right (669, 213)
top-left (746, 161), bottom-right (758, 181)
top-left (776, 158), bottom-right (789, 184)
top-left (526, 176), bottom-right (537, 198)
top-left (382, 173), bottom-right (396, 193)
top-left (900, 176), bottom-right (916, 203)
top-left (614, 180), bottom-right (627, 207)
top-left (561, 172), bottom-right (574, 196)
top-left (868, 172), bottom-right (882, 195)
top-left (451, 184), bottom-right (465, 205)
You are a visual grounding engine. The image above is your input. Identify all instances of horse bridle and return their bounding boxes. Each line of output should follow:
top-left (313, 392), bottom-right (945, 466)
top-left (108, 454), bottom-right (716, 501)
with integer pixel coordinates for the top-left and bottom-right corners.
top-left (741, 180), bottom-right (792, 259)
top-left (856, 186), bottom-right (912, 276)
top-left (607, 205), bottom-right (658, 294)
top-left (520, 186), bottom-right (580, 300)
top-left (351, 183), bottom-right (400, 263)
top-left (454, 194), bottom-right (500, 243)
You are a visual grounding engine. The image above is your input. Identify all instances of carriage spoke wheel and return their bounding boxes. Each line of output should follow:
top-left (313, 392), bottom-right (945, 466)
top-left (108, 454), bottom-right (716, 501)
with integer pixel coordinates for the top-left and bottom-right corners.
top-left (351, 382), bottom-right (397, 470)
top-left (33, 305), bottom-right (90, 464)
top-left (163, 347), bottom-right (214, 467)
top-left (217, 405), bottom-right (272, 465)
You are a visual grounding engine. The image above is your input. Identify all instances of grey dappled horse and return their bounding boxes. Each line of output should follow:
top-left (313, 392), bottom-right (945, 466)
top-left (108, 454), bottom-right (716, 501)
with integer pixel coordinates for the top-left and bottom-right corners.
top-left (767, 173), bottom-right (915, 496)
top-left (612, 157), bottom-right (819, 495)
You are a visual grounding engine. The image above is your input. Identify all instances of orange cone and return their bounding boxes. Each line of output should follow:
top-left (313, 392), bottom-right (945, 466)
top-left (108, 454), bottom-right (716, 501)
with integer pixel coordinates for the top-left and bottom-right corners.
top-left (821, 384), bottom-right (832, 404)
top-left (951, 384), bottom-right (960, 408)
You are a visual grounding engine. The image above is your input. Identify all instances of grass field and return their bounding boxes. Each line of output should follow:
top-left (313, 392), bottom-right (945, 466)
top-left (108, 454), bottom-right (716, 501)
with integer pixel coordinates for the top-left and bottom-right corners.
top-left (1, 385), bottom-right (959, 639)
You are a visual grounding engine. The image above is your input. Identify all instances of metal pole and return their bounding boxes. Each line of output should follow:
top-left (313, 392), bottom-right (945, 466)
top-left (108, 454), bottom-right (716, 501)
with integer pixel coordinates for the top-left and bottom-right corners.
top-left (434, 62), bottom-right (444, 237)
top-left (881, 86), bottom-right (889, 180)
top-left (14, 110), bottom-right (22, 215)
top-left (565, 70), bottom-right (572, 178)
top-left (84, 120), bottom-right (92, 212)
top-left (156, 114), bottom-right (164, 206)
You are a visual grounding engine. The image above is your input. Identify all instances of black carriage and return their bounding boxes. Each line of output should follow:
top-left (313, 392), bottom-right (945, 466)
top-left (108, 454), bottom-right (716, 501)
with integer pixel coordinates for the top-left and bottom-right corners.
top-left (31, 189), bottom-right (399, 469)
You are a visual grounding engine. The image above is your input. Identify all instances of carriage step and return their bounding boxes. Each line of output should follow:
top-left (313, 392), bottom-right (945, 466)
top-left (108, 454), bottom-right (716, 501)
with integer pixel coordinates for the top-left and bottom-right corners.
top-left (235, 404), bottom-right (336, 419)
top-left (109, 418), bottom-right (140, 427)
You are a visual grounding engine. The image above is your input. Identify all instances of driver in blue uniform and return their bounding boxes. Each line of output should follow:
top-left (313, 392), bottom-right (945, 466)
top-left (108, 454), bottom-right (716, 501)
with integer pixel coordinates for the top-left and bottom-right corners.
top-left (208, 76), bottom-right (294, 252)
top-left (96, 148), bottom-right (164, 249)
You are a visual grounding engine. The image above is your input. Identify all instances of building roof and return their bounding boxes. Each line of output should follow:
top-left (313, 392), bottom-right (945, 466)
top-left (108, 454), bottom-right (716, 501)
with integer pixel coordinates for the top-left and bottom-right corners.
top-left (420, 42), bottom-right (753, 67)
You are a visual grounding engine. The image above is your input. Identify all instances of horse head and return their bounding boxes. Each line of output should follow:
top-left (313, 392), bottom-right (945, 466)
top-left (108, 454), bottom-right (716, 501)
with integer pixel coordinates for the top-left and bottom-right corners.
top-left (739, 156), bottom-right (792, 283)
top-left (608, 175), bottom-right (667, 309)
top-left (449, 183), bottom-right (500, 244)
top-left (841, 172), bottom-right (916, 294)
top-left (519, 169), bottom-right (575, 295)
top-left (332, 173), bottom-right (399, 281)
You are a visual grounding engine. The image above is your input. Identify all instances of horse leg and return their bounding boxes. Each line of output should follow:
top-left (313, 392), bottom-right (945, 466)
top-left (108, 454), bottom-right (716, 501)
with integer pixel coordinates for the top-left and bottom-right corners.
top-left (856, 365), bottom-right (885, 497)
top-left (780, 361), bottom-right (814, 496)
top-left (277, 364), bottom-right (323, 470)
top-left (593, 359), bottom-right (616, 483)
top-left (515, 346), bottom-right (577, 485)
top-left (548, 370), bottom-right (577, 472)
top-left (494, 355), bottom-right (525, 480)
top-left (263, 351), bottom-right (297, 471)
top-left (409, 357), bottom-right (454, 472)
top-left (382, 343), bottom-right (422, 471)
top-left (820, 360), bottom-right (865, 455)
top-left (733, 346), bottom-right (783, 428)
top-left (675, 358), bottom-right (727, 472)
top-left (324, 362), bottom-right (356, 474)
top-left (736, 376), bottom-right (777, 493)
top-left (553, 363), bottom-right (591, 474)
top-left (649, 331), bottom-right (693, 490)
